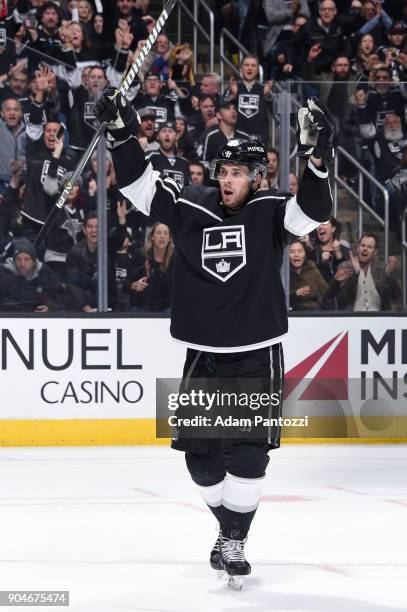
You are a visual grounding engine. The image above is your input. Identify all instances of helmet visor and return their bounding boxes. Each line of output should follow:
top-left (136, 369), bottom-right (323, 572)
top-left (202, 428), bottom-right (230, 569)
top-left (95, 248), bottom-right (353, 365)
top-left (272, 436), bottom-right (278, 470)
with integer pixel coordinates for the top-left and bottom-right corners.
top-left (210, 159), bottom-right (268, 181)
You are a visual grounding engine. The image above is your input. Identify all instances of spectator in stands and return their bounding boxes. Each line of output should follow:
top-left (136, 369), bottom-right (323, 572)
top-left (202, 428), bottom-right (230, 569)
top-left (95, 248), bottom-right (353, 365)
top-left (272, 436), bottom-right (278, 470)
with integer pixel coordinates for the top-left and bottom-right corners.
top-left (326, 233), bottom-right (401, 310)
top-left (267, 148), bottom-right (280, 188)
top-left (224, 55), bottom-right (273, 146)
top-left (366, 64), bottom-right (407, 132)
top-left (268, 13), bottom-right (310, 81)
top-left (68, 21), bottom-right (96, 64)
top-left (377, 22), bottom-right (407, 81)
top-left (66, 209), bottom-right (129, 311)
top-left (113, 0), bottom-right (148, 49)
top-left (134, 0), bottom-right (152, 14)
top-left (20, 67), bottom-right (60, 125)
top-left (284, 0), bottom-right (360, 77)
top-left (25, 1), bottom-right (76, 72)
top-left (189, 94), bottom-right (218, 147)
top-left (186, 72), bottom-right (222, 116)
top-left (84, 150), bottom-right (124, 230)
top-left (201, 99), bottom-right (248, 164)
top-left (89, 12), bottom-right (112, 63)
top-left (42, 162), bottom-right (89, 280)
top-left (289, 172), bottom-right (299, 194)
top-left (386, 21), bottom-right (406, 52)
top-left (123, 222), bottom-right (174, 314)
top-left (374, 112), bottom-right (407, 227)
top-left (351, 33), bottom-right (378, 80)
top-left (374, 112), bottom-right (407, 182)
top-left (61, 64), bottom-right (107, 161)
top-left (168, 42), bottom-right (195, 86)
top-left (386, 143), bottom-right (407, 225)
top-left (0, 238), bottom-right (58, 312)
top-left (113, 224), bottom-right (134, 312)
top-left (262, 0), bottom-right (310, 72)
top-left (305, 55), bottom-right (356, 129)
top-left (0, 97), bottom-right (25, 194)
top-left (21, 72), bottom-right (73, 241)
top-left (0, 20), bottom-right (17, 75)
top-left (0, 66), bottom-right (28, 105)
top-left (175, 116), bottom-right (196, 161)
top-left (148, 122), bottom-right (190, 189)
top-left (341, 86), bottom-right (377, 185)
top-left (289, 239), bottom-right (329, 311)
top-left (77, 0), bottom-right (94, 37)
top-left (137, 107), bottom-right (159, 152)
top-left (149, 33), bottom-right (171, 81)
top-left (62, 207), bottom-right (94, 311)
top-left (356, 0), bottom-right (393, 46)
top-left (138, 33), bottom-right (172, 82)
top-left (133, 71), bottom-right (175, 129)
top-left (313, 217), bottom-right (351, 283)
top-left (0, 159), bottom-right (25, 242)
top-left (189, 161), bottom-right (207, 186)
top-left (199, 72), bottom-right (222, 99)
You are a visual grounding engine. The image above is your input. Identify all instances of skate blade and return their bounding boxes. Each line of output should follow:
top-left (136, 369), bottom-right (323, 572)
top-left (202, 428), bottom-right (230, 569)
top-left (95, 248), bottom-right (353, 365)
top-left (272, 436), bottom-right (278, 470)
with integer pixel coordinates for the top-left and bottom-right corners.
top-left (227, 575), bottom-right (243, 591)
top-left (216, 569), bottom-right (226, 580)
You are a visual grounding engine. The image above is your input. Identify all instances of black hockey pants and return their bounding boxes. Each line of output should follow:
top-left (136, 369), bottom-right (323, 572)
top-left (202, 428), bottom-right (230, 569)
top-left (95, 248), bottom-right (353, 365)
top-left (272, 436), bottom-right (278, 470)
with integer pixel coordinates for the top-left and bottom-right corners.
top-left (171, 344), bottom-right (284, 483)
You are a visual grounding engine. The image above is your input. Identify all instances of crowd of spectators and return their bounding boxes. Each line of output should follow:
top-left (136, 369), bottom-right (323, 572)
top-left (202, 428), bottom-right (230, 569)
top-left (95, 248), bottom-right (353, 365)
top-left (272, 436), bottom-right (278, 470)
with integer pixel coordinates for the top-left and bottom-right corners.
top-left (0, 0), bottom-right (404, 313)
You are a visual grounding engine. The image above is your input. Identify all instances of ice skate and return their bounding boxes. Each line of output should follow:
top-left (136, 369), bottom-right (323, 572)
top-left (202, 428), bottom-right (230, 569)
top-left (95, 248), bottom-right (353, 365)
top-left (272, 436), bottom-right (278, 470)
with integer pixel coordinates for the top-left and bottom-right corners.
top-left (220, 536), bottom-right (251, 590)
top-left (210, 531), bottom-right (225, 578)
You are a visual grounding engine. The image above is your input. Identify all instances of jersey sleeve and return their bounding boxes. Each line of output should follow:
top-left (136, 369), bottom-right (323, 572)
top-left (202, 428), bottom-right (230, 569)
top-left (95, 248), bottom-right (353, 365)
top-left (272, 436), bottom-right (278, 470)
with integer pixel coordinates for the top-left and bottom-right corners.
top-left (283, 158), bottom-right (332, 236)
top-left (111, 137), bottom-right (182, 234)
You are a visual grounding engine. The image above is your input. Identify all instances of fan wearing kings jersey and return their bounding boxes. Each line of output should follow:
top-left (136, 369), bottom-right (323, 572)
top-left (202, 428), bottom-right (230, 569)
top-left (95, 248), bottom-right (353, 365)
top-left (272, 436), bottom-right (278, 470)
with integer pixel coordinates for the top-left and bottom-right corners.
top-left (95, 90), bottom-right (334, 585)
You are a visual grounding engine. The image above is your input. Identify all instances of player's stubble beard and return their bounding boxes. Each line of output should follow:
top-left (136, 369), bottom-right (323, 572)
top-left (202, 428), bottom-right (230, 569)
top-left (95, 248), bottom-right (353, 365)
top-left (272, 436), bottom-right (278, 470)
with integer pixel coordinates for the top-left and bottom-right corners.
top-left (220, 176), bottom-right (261, 215)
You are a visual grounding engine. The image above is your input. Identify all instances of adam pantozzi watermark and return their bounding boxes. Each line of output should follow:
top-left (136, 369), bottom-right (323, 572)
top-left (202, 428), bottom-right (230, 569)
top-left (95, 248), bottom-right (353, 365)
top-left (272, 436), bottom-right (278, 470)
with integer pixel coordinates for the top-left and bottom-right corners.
top-left (167, 389), bottom-right (308, 429)
top-left (155, 379), bottom-right (310, 438)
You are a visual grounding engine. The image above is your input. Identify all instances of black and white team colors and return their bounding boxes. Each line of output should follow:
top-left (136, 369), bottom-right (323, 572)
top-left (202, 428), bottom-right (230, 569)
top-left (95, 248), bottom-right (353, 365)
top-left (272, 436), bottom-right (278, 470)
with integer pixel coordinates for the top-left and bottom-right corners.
top-left (147, 151), bottom-right (191, 189)
top-left (111, 138), bottom-right (332, 352)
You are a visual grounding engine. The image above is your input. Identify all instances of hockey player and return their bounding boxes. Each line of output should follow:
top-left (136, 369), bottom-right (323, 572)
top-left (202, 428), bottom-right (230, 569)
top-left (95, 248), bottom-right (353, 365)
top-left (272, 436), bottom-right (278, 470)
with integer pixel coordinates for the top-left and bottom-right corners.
top-left (95, 91), bottom-right (334, 587)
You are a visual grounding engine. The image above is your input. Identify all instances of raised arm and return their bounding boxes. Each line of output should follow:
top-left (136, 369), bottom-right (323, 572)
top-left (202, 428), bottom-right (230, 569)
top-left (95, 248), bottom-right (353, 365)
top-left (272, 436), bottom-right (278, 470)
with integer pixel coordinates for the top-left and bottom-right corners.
top-left (284, 98), bottom-right (334, 235)
top-left (95, 90), bottom-right (182, 235)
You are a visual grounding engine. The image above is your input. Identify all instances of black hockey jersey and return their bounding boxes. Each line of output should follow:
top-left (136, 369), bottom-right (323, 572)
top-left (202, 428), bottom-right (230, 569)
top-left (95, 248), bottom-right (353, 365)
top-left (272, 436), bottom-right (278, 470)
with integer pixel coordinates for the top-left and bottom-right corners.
top-left (201, 128), bottom-right (250, 163)
top-left (223, 82), bottom-right (270, 146)
top-left (112, 138), bottom-right (332, 352)
top-left (147, 151), bottom-right (191, 189)
top-left (366, 90), bottom-right (407, 131)
top-left (132, 92), bottom-right (175, 129)
top-left (60, 85), bottom-right (99, 151)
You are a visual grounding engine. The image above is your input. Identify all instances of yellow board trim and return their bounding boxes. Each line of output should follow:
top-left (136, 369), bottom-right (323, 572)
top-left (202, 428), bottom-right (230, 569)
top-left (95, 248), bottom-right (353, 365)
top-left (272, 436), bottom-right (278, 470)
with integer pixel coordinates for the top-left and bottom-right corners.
top-left (0, 418), bottom-right (407, 446)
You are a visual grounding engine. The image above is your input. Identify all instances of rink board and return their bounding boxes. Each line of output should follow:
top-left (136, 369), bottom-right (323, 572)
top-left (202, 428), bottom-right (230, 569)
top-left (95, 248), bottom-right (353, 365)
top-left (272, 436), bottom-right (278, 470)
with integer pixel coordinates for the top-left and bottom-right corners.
top-left (0, 315), bottom-right (406, 445)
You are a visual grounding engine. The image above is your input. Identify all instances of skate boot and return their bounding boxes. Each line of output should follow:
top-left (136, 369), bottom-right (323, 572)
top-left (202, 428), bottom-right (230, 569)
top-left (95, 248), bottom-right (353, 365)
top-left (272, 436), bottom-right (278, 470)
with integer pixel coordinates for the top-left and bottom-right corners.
top-left (220, 535), bottom-right (251, 590)
top-left (210, 531), bottom-right (224, 578)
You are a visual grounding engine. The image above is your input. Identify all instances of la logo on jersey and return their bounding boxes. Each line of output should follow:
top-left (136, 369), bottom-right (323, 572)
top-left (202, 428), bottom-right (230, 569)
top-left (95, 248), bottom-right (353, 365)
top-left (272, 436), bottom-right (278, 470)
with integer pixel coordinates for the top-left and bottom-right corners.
top-left (239, 93), bottom-right (259, 118)
top-left (202, 225), bottom-right (246, 282)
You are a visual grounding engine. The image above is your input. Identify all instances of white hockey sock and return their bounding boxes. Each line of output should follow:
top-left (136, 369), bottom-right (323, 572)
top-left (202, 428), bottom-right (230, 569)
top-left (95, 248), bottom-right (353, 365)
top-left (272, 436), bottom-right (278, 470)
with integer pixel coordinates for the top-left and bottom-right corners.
top-left (222, 472), bottom-right (264, 513)
top-left (196, 479), bottom-right (224, 508)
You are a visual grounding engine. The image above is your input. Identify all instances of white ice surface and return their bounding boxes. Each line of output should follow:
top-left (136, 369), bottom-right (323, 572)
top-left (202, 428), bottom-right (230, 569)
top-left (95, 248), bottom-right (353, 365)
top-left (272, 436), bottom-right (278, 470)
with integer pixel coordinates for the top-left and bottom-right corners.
top-left (0, 444), bottom-right (406, 612)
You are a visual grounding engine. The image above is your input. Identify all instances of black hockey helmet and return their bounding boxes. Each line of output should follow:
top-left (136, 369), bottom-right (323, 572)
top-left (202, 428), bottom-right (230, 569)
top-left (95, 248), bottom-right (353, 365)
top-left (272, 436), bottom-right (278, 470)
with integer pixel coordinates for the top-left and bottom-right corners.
top-left (210, 138), bottom-right (269, 181)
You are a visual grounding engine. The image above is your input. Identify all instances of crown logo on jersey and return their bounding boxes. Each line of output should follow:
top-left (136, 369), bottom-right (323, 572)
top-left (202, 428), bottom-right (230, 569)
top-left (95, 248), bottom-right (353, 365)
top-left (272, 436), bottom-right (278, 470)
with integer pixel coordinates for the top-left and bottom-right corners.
top-left (202, 226), bottom-right (246, 282)
top-left (216, 259), bottom-right (230, 273)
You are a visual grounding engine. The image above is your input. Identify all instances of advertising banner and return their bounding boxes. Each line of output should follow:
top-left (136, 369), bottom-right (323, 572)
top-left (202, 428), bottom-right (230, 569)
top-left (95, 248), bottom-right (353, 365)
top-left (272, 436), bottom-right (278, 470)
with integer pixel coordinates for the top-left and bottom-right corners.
top-left (0, 316), bottom-right (406, 443)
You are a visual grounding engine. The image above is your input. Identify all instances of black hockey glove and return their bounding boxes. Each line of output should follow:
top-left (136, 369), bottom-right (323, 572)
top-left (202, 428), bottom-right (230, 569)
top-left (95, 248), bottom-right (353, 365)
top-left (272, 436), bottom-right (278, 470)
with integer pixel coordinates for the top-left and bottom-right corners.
top-left (94, 88), bottom-right (140, 148)
top-left (296, 97), bottom-right (335, 161)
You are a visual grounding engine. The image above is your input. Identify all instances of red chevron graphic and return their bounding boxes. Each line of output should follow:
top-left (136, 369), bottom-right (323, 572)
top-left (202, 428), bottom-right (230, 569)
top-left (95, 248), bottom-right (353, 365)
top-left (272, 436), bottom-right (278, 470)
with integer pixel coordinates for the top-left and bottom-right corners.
top-left (284, 332), bottom-right (348, 400)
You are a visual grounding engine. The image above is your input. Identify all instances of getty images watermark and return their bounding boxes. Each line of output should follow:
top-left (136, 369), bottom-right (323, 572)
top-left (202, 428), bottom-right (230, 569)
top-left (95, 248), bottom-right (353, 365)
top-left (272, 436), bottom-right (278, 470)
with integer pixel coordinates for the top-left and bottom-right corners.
top-left (166, 389), bottom-right (308, 429)
top-left (155, 378), bottom-right (310, 439)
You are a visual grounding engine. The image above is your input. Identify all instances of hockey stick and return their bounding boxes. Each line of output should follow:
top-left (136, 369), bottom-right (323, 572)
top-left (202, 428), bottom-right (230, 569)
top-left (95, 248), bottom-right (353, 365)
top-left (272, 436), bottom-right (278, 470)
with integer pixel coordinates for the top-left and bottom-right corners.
top-left (34, 0), bottom-right (178, 247)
